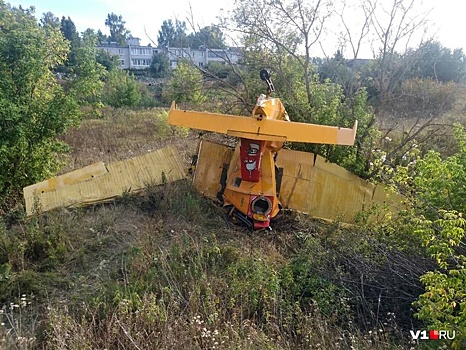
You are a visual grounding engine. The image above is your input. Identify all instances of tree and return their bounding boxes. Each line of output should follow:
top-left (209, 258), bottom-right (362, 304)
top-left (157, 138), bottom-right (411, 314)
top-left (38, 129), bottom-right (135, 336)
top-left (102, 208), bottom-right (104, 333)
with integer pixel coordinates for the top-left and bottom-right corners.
top-left (0, 2), bottom-right (81, 206)
top-left (67, 30), bottom-right (106, 109)
top-left (412, 41), bottom-right (466, 83)
top-left (157, 19), bottom-right (188, 47)
top-left (60, 16), bottom-right (79, 43)
top-left (157, 20), bottom-right (175, 47)
top-left (60, 16), bottom-right (80, 66)
top-left (162, 60), bottom-right (204, 104)
top-left (96, 49), bottom-right (120, 71)
top-left (102, 70), bottom-right (141, 108)
top-left (187, 25), bottom-right (226, 49)
top-left (316, 50), bottom-right (362, 97)
top-left (329, 0), bottom-right (431, 110)
top-left (364, 0), bottom-right (430, 109)
top-left (40, 11), bottom-right (60, 29)
top-left (150, 52), bottom-right (170, 78)
top-left (105, 13), bottom-right (131, 45)
top-left (96, 29), bottom-right (108, 44)
top-left (227, 0), bottom-right (333, 107)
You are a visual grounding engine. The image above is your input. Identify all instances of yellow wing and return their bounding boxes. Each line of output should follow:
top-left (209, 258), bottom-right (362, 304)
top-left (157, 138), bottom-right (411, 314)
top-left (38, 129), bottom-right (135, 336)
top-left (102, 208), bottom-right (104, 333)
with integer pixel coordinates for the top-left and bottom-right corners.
top-left (191, 139), bottom-right (402, 223)
top-left (168, 101), bottom-right (358, 145)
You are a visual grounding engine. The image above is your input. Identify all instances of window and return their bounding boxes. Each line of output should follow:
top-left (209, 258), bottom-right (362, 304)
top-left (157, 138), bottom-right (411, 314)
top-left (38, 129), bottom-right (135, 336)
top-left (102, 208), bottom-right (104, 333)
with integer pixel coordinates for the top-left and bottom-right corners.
top-left (120, 60), bottom-right (125, 66)
top-left (131, 59), bottom-right (150, 66)
top-left (208, 51), bottom-right (226, 59)
top-left (118, 49), bottom-right (124, 54)
top-left (130, 48), bottom-right (151, 55)
top-left (199, 62), bottom-right (204, 67)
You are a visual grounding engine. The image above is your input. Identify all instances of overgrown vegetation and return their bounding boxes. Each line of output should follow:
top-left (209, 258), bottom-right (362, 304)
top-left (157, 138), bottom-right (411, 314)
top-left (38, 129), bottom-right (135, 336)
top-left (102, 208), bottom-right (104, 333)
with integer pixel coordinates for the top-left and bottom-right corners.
top-left (2, 0), bottom-right (466, 348)
top-left (0, 2), bottom-right (80, 208)
top-left (0, 181), bottom-right (431, 349)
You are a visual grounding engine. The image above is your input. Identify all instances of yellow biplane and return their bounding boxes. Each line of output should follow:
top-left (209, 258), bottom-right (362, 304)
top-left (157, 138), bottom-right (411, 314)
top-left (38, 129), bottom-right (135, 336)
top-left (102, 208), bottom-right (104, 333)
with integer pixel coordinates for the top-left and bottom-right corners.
top-left (23, 70), bottom-right (399, 228)
top-left (167, 70), bottom-right (358, 230)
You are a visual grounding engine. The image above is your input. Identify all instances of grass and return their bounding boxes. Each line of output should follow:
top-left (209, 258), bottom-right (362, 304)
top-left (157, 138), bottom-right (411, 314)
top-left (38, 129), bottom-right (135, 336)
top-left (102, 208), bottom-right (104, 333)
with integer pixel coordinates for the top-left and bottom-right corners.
top-left (0, 181), bottom-right (431, 349)
top-left (58, 107), bottom-right (196, 174)
top-left (0, 107), bottom-right (440, 349)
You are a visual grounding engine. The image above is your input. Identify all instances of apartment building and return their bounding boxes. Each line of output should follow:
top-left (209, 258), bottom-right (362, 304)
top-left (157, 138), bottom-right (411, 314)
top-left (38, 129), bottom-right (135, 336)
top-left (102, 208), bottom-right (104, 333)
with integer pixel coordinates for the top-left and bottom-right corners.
top-left (97, 38), bottom-right (241, 70)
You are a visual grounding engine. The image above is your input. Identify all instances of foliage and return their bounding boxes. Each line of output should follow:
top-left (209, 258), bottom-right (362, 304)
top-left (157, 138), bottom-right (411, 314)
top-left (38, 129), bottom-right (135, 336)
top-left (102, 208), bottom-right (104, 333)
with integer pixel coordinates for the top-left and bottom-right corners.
top-left (187, 25), bottom-right (226, 49)
top-left (96, 29), bottom-right (107, 44)
top-left (368, 78), bottom-right (466, 173)
top-left (384, 124), bottom-right (466, 216)
top-left (39, 11), bottom-right (60, 29)
top-left (155, 109), bottom-right (189, 137)
top-left (55, 20), bottom-right (107, 112)
top-left (315, 51), bottom-right (363, 98)
top-left (273, 58), bottom-right (378, 177)
top-left (149, 52), bottom-right (170, 78)
top-left (383, 78), bottom-right (462, 121)
top-left (104, 13), bottom-right (131, 45)
top-left (412, 212), bottom-right (466, 350)
top-left (136, 84), bottom-right (160, 108)
top-left (96, 49), bottom-right (119, 71)
top-left (59, 16), bottom-right (78, 44)
top-left (59, 16), bottom-right (79, 65)
top-left (412, 41), bottom-right (466, 83)
top-left (102, 69), bottom-right (141, 108)
top-left (162, 60), bottom-right (204, 105)
top-left (0, 2), bottom-right (80, 205)
top-left (0, 180), bottom-right (421, 349)
top-left (66, 31), bottom-right (106, 111)
top-left (206, 61), bottom-right (233, 79)
top-left (381, 124), bottom-right (466, 349)
top-left (157, 19), bottom-right (188, 47)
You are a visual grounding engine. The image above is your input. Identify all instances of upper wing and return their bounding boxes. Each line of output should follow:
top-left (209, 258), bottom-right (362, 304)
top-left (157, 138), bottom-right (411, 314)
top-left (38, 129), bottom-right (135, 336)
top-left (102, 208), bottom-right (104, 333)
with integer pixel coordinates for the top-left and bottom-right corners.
top-left (168, 101), bottom-right (358, 145)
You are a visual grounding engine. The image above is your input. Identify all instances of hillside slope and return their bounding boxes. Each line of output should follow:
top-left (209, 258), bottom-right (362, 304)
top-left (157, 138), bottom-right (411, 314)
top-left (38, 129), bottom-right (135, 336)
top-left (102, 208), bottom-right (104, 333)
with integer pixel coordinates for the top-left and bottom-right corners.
top-left (0, 109), bottom-right (431, 349)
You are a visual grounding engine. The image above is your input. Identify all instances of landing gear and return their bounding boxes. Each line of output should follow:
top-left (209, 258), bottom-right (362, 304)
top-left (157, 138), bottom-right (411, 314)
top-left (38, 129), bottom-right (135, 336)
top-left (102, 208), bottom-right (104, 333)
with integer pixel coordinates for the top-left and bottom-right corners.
top-left (222, 205), bottom-right (253, 230)
top-left (232, 208), bottom-right (253, 230)
top-left (223, 204), bottom-right (273, 231)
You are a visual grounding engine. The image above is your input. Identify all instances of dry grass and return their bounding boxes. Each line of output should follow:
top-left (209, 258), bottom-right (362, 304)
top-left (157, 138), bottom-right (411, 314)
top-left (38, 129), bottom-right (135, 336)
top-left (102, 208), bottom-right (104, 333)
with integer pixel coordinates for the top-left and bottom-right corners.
top-left (1, 184), bottom-right (420, 349)
top-left (0, 198), bottom-right (411, 349)
top-left (58, 108), bottom-right (198, 174)
top-left (0, 107), bottom-right (428, 350)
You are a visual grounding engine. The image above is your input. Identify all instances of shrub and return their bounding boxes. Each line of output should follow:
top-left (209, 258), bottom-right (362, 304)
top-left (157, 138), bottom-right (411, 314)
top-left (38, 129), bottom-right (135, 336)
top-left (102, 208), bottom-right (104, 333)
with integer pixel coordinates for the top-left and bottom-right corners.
top-left (102, 69), bottom-right (141, 108)
top-left (0, 4), bottom-right (81, 206)
top-left (162, 61), bottom-right (205, 105)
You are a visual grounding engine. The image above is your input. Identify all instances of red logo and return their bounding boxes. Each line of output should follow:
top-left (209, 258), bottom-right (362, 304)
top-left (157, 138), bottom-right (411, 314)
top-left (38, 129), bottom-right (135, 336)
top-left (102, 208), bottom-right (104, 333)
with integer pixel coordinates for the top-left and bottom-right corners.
top-left (429, 330), bottom-right (439, 340)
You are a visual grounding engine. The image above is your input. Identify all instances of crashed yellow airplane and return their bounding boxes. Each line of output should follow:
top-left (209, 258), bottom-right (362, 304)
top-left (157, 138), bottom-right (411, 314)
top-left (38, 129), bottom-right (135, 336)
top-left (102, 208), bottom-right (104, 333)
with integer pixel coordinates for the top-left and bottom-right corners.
top-left (23, 70), bottom-right (401, 229)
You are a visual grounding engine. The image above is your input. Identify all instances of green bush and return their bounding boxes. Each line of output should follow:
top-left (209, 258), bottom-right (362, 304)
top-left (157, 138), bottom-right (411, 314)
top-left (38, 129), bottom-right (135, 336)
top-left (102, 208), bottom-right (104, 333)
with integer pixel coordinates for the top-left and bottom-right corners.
top-left (155, 110), bottom-right (189, 137)
top-left (102, 69), bottom-right (141, 108)
top-left (384, 124), bottom-right (466, 349)
top-left (162, 60), bottom-right (204, 105)
top-left (0, 4), bottom-right (81, 205)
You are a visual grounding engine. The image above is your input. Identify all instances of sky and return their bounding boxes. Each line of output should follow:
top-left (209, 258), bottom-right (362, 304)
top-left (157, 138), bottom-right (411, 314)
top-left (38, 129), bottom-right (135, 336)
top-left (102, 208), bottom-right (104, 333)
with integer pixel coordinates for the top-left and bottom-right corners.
top-left (6, 0), bottom-right (466, 58)
top-left (6, 0), bottom-right (233, 46)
